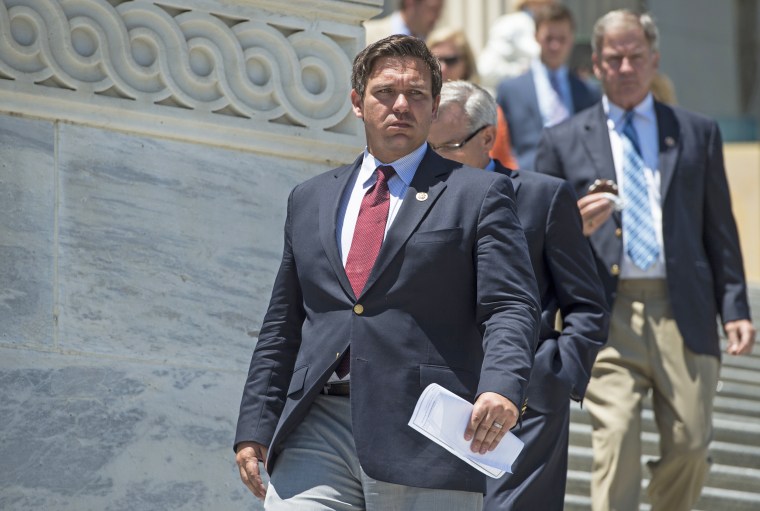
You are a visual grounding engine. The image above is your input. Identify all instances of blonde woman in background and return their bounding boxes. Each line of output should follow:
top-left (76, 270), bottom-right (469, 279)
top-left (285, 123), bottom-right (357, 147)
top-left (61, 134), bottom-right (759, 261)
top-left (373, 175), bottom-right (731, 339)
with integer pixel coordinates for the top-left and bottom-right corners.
top-left (428, 27), bottom-right (518, 169)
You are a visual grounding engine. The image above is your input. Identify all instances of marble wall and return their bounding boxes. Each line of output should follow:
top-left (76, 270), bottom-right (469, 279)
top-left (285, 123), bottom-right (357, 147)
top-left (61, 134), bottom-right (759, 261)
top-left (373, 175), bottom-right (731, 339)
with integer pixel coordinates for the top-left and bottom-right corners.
top-left (0, 113), bottom-right (320, 510)
top-left (0, 0), bottom-right (382, 508)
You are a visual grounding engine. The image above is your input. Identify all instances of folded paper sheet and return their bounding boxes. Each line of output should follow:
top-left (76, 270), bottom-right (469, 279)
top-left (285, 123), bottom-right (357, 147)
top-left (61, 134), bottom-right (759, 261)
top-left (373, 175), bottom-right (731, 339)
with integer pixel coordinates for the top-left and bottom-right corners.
top-left (408, 383), bottom-right (525, 479)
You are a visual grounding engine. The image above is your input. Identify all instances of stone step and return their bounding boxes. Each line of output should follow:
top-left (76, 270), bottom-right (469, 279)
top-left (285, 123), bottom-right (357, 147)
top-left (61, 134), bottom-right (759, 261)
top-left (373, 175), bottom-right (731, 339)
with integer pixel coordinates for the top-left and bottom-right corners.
top-left (565, 468), bottom-right (760, 511)
top-left (564, 322), bottom-right (760, 509)
top-left (568, 421), bottom-right (760, 469)
top-left (570, 406), bottom-right (760, 447)
top-left (567, 445), bottom-right (760, 494)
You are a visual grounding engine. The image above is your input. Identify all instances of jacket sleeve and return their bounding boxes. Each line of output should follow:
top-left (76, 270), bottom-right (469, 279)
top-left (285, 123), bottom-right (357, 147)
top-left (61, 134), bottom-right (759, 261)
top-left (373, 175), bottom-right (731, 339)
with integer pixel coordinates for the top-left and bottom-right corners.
top-left (234, 189), bottom-right (305, 451)
top-left (701, 121), bottom-right (752, 323)
top-left (545, 181), bottom-right (609, 400)
top-left (475, 175), bottom-right (541, 408)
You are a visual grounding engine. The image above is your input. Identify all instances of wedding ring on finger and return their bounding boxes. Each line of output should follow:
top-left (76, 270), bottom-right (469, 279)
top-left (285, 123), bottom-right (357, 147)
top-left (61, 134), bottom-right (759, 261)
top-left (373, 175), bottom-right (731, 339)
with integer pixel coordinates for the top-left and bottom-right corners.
top-left (491, 421), bottom-right (504, 430)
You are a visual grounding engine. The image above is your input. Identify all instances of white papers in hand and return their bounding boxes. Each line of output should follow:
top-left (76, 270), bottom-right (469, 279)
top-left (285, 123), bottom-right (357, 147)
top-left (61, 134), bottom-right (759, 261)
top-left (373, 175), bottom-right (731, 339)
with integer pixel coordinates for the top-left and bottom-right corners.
top-left (408, 383), bottom-right (524, 479)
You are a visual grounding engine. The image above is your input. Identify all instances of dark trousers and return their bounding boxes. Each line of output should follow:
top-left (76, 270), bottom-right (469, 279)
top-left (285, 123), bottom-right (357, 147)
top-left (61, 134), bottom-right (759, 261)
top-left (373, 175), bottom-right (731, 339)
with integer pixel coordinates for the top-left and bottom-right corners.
top-left (484, 403), bottom-right (570, 511)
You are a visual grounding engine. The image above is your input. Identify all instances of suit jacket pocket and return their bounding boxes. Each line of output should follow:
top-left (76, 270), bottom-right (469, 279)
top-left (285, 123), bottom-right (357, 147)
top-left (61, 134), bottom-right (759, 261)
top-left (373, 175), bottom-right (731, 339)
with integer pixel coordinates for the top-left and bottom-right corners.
top-left (526, 339), bottom-right (571, 414)
top-left (412, 228), bottom-right (463, 244)
top-left (420, 364), bottom-right (477, 400)
top-left (287, 365), bottom-right (308, 396)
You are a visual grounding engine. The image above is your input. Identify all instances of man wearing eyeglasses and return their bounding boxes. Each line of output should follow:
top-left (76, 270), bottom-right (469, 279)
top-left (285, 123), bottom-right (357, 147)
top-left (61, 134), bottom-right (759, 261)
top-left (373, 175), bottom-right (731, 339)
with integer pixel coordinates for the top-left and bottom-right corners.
top-left (495, 4), bottom-right (600, 170)
top-left (429, 80), bottom-right (609, 510)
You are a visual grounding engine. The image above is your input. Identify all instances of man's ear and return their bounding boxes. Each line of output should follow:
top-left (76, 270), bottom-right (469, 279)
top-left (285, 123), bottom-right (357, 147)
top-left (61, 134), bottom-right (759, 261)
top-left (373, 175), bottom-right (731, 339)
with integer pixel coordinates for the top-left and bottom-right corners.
top-left (591, 54), bottom-right (602, 81)
top-left (432, 94), bottom-right (441, 119)
top-left (481, 125), bottom-right (497, 153)
top-left (351, 89), bottom-right (364, 120)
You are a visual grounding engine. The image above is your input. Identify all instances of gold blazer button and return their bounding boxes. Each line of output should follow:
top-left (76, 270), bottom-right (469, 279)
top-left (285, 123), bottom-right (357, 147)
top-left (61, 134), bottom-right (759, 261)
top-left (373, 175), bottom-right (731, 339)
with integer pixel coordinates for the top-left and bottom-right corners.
top-left (353, 304), bottom-right (364, 315)
top-left (611, 264), bottom-right (620, 276)
top-left (416, 192), bottom-right (428, 201)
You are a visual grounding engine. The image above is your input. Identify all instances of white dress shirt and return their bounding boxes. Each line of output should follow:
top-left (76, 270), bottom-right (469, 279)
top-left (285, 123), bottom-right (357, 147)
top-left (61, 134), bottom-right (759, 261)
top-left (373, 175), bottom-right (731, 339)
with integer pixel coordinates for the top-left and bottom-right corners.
top-left (532, 60), bottom-right (573, 127)
top-left (337, 143), bottom-right (425, 264)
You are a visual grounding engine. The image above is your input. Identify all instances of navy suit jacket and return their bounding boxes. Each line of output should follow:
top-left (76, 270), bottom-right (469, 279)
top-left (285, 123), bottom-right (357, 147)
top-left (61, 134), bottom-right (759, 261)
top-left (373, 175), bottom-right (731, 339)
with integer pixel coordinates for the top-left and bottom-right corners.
top-left (535, 101), bottom-right (751, 358)
top-left (235, 148), bottom-right (541, 493)
top-left (496, 70), bottom-right (600, 170)
top-left (493, 161), bottom-right (608, 413)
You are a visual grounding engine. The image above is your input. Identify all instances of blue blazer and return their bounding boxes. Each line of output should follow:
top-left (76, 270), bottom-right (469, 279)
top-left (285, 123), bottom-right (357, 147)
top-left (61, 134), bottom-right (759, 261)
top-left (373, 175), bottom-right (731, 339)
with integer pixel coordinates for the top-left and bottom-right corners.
top-left (493, 161), bottom-right (609, 413)
top-left (235, 148), bottom-right (541, 493)
top-left (535, 101), bottom-right (751, 358)
top-left (496, 70), bottom-right (600, 170)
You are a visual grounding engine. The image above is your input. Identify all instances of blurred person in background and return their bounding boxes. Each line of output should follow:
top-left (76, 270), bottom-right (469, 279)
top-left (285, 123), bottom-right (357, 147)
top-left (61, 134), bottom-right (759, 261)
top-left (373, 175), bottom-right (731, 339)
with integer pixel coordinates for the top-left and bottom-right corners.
top-left (428, 27), bottom-right (518, 168)
top-left (650, 72), bottom-right (677, 105)
top-left (364, 0), bottom-right (444, 44)
top-left (535, 10), bottom-right (755, 511)
top-left (478, 0), bottom-right (556, 89)
top-left (496, 3), bottom-right (600, 170)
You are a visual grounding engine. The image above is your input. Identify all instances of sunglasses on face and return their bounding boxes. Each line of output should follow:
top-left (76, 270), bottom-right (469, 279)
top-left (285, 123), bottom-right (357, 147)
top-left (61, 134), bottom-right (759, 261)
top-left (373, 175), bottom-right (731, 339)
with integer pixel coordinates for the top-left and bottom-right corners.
top-left (437, 55), bottom-right (462, 66)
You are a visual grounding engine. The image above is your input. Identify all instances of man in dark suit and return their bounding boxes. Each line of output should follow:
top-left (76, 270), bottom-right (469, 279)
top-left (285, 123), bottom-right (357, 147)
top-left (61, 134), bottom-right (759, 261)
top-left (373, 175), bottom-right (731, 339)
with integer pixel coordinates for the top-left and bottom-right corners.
top-left (496, 4), bottom-right (600, 170)
top-left (428, 80), bottom-right (609, 511)
top-left (234, 35), bottom-right (541, 510)
top-left (535, 10), bottom-right (755, 511)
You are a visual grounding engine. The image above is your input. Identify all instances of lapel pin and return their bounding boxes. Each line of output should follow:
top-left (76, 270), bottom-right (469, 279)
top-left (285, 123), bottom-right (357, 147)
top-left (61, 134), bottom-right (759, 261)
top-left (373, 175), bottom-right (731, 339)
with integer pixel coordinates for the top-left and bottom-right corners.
top-left (665, 136), bottom-right (675, 147)
top-left (416, 192), bottom-right (428, 201)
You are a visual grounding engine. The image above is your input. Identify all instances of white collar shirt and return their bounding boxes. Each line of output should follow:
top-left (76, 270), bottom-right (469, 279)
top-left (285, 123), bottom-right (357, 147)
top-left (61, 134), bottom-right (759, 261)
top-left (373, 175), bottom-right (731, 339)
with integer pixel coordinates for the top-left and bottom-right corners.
top-left (337, 143), bottom-right (425, 265)
top-left (531, 60), bottom-right (574, 126)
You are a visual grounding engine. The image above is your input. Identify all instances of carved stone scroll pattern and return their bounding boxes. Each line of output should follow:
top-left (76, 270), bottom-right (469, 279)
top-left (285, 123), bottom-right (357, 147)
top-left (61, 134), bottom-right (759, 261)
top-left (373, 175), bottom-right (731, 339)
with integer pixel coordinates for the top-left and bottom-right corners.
top-left (0, 0), bottom-right (354, 129)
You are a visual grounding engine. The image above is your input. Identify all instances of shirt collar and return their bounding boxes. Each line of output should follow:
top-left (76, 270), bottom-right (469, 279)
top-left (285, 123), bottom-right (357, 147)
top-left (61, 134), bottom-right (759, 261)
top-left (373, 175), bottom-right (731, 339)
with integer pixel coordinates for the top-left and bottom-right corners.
top-left (603, 93), bottom-right (656, 130)
top-left (533, 59), bottom-right (569, 80)
top-left (485, 159), bottom-right (496, 172)
top-left (360, 142), bottom-right (427, 188)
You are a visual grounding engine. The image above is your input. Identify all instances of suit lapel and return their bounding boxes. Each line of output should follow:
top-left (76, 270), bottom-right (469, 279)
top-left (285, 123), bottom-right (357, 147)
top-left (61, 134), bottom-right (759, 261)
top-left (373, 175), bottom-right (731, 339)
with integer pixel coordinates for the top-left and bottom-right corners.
top-left (582, 104), bottom-right (621, 225)
top-left (582, 104), bottom-right (617, 183)
top-left (655, 101), bottom-right (680, 201)
top-left (525, 73), bottom-right (543, 132)
top-left (569, 75), bottom-right (584, 112)
top-left (360, 149), bottom-right (451, 296)
top-left (319, 155), bottom-right (361, 298)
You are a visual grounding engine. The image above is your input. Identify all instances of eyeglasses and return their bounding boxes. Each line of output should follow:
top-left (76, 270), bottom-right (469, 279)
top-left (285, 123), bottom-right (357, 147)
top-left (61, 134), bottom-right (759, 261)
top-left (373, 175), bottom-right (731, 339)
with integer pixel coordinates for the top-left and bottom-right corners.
top-left (430, 125), bottom-right (488, 151)
top-left (437, 55), bottom-right (462, 66)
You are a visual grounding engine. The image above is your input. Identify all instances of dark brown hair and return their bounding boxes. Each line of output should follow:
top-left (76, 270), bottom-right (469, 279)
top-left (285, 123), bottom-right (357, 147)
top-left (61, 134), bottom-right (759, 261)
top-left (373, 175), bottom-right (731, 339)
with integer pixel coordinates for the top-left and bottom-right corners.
top-left (534, 4), bottom-right (575, 31)
top-left (352, 35), bottom-right (442, 99)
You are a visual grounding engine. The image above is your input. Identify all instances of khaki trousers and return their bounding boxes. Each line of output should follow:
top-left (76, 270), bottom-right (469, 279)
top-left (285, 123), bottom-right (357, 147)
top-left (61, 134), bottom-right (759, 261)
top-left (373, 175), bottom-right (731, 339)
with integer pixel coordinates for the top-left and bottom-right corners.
top-left (584, 279), bottom-right (719, 511)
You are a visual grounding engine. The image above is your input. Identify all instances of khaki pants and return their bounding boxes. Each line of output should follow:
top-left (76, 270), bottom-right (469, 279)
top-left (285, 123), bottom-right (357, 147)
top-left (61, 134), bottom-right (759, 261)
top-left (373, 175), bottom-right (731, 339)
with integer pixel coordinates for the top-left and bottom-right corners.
top-left (585, 279), bottom-right (719, 511)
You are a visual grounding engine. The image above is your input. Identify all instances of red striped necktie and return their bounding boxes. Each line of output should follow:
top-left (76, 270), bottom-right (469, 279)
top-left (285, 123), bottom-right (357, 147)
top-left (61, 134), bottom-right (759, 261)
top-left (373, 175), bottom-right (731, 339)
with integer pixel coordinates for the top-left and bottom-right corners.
top-left (336, 165), bottom-right (395, 378)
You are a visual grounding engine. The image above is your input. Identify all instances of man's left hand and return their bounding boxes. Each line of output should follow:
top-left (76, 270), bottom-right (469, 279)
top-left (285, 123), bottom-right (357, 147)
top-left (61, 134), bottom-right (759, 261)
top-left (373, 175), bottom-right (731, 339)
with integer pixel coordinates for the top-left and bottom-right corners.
top-left (464, 391), bottom-right (519, 454)
top-left (724, 319), bottom-right (756, 355)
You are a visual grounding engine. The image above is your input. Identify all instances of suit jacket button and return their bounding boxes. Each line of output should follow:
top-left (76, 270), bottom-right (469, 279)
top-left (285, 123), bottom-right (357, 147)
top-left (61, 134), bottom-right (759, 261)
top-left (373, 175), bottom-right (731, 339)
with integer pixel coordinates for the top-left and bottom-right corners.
top-left (615, 227), bottom-right (622, 238)
top-left (353, 304), bottom-right (364, 315)
top-left (611, 264), bottom-right (620, 276)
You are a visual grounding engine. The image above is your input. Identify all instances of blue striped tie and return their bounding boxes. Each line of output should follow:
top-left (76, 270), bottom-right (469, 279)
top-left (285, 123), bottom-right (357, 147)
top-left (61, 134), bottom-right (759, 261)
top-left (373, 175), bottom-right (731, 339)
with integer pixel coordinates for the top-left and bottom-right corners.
top-left (621, 112), bottom-right (659, 270)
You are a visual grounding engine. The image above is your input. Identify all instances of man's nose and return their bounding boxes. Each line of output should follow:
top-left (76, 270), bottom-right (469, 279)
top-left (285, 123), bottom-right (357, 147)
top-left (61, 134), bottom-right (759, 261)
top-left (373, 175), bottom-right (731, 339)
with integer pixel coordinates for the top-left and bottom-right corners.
top-left (393, 93), bottom-right (410, 112)
top-left (620, 57), bottom-right (635, 73)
